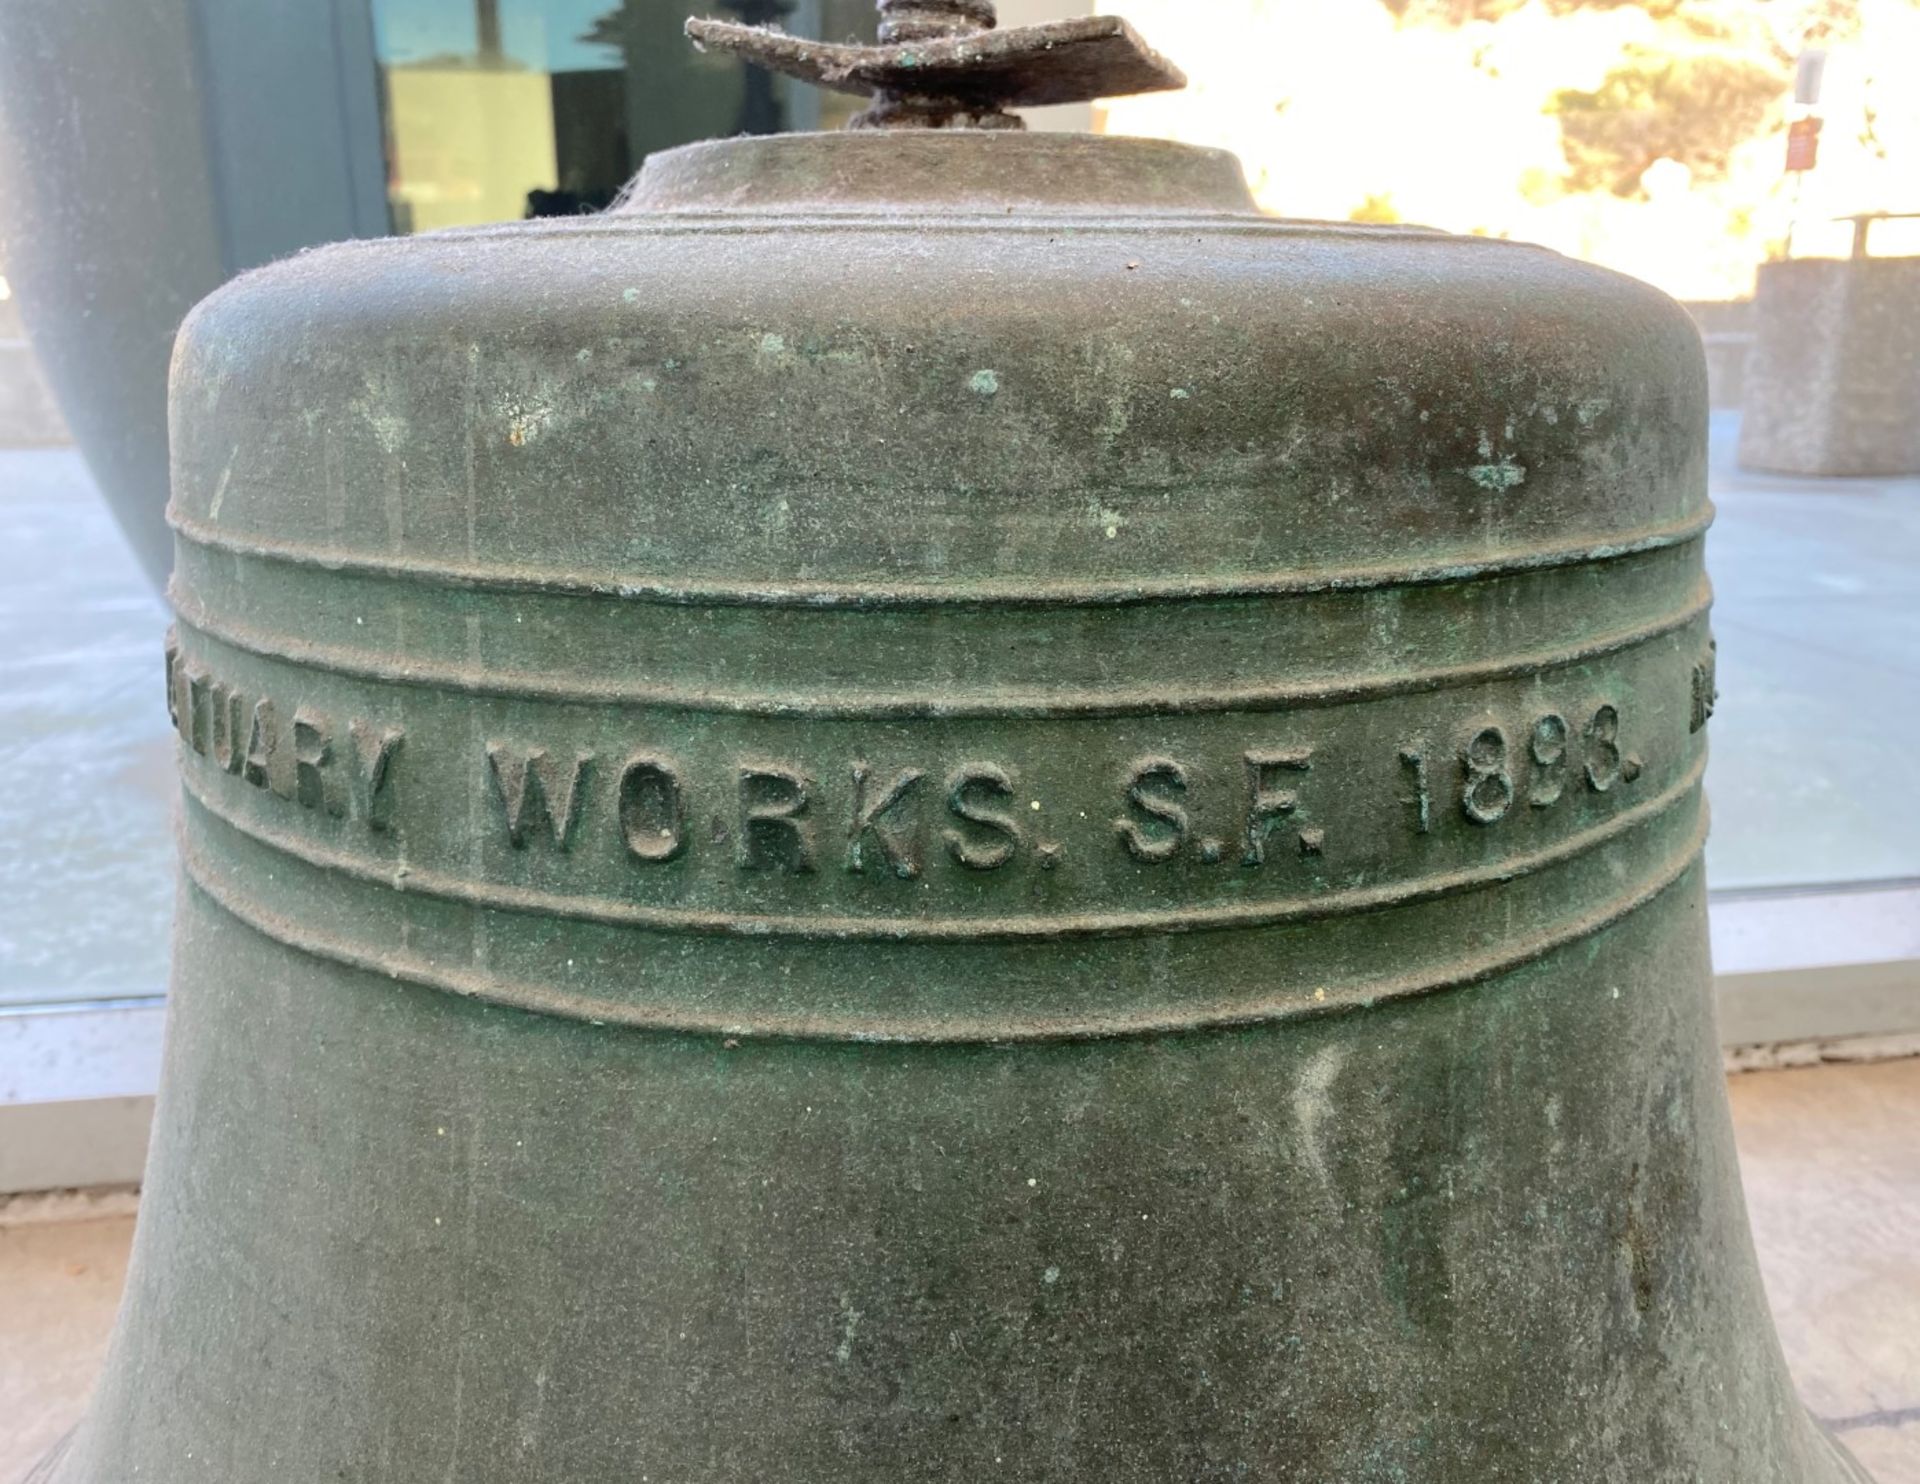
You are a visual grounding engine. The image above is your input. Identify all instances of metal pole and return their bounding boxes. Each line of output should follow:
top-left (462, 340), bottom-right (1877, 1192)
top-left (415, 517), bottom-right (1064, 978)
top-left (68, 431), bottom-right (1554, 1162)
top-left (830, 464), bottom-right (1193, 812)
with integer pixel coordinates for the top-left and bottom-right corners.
top-left (475, 0), bottom-right (502, 63)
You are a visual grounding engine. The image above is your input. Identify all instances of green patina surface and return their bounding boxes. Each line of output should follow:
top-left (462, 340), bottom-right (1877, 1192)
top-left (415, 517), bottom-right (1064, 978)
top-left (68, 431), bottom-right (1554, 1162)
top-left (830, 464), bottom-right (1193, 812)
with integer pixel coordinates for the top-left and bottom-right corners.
top-left (47, 126), bottom-right (1867, 1484)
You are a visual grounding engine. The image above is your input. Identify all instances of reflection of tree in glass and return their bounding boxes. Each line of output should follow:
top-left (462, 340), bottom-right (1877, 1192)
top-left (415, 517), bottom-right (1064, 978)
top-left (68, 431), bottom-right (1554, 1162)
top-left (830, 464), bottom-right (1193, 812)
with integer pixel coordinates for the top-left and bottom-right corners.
top-left (1382, 0), bottom-right (1685, 20)
top-left (1550, 49), bottom-right (1781, 198)
top-left (1350, 192), bottom-right (1400, 224)
top-left (1382, 0), bottom-right (1869, 39)
top-left (1380, 0), bottom-right (1894, 201)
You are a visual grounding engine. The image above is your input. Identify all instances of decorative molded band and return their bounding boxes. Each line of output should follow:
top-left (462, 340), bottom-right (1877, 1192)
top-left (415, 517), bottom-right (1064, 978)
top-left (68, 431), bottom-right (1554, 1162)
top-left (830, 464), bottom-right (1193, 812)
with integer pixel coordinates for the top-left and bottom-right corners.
top-left (168, 580), bottom-right (1710, 719)
top-left (180, 750), bottom-right (1704, 945)
top-left (353, 213), bottom-right (1525, 247)
top-left (179, 796), bottom-right (1708, 1043)
top-left (167, 507), bottom-right (1711, 610)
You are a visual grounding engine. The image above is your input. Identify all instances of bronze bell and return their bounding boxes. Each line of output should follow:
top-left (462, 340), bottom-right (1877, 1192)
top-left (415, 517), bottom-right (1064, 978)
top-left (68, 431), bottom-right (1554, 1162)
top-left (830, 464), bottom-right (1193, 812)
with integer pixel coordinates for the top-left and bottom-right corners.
top-left (41, 3), bottom-right (1870, 1480)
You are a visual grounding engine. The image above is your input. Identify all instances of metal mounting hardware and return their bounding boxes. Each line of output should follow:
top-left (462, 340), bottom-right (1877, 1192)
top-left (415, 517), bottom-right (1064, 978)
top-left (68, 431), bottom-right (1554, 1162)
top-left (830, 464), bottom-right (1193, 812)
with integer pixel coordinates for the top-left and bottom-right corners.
top-left (686, 1), bottom-right (1185, 131)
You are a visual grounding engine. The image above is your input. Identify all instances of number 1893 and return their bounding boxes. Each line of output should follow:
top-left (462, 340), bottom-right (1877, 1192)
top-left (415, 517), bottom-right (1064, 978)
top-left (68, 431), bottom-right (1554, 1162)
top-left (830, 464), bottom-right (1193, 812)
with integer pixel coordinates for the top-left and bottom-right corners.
top-left (1398, 704), bottom-right (1640, 834)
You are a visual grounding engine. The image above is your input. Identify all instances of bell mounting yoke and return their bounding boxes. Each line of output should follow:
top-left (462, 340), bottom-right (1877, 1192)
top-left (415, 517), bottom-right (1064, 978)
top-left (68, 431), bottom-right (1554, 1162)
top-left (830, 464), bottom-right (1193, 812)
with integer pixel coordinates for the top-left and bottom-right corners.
top-left (686, 0), bottom-right (1186, 132)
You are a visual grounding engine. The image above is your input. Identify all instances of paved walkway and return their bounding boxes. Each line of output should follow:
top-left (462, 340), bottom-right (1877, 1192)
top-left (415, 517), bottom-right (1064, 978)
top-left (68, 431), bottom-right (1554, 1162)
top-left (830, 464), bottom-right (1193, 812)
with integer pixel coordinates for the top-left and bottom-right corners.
top-left (0, 450), bottom-right (171, 1010)
top-left (1705, 413), bottom-right (1920, 892)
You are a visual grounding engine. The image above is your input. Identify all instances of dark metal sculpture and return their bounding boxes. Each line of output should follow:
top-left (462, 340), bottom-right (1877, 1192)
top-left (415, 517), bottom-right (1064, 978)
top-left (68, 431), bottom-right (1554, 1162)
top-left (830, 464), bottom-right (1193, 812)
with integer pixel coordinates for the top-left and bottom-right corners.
top-left (41, 4), bottom-right (1869, 1481)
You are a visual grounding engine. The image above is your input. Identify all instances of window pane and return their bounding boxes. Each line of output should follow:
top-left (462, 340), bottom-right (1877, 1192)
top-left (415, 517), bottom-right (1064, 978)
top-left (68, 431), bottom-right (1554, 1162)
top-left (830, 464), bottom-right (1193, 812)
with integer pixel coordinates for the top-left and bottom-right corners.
top-left (0, 449), bottom-right (172, 1009)
top-left (370, 0), bottom-right (880, 233)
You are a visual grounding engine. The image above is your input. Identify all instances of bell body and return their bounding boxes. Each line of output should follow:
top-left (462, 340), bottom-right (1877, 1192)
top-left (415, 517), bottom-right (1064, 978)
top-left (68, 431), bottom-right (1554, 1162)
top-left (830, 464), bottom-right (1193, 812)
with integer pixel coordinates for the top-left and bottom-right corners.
top-left (50, 132), bottom-right (1865, 1482)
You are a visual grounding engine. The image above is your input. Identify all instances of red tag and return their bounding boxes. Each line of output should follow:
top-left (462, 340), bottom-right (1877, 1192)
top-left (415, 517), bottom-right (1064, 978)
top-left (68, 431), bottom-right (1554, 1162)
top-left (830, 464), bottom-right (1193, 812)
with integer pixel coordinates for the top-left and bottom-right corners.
top-left (1786, 117), bottom-right (1822, 172)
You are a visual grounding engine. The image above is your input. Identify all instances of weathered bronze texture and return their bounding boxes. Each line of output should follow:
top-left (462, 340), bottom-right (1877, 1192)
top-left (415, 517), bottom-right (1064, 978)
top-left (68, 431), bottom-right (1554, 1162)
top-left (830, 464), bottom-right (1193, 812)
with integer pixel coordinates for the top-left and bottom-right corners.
top-left (687, 0), bottom-right (1184, 130)
top-left (46, 82), bottom-right (1868, 1484)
